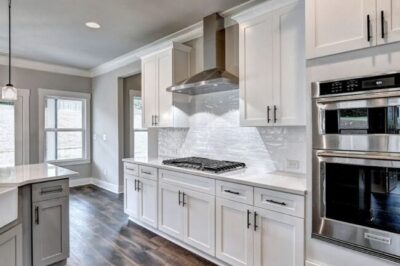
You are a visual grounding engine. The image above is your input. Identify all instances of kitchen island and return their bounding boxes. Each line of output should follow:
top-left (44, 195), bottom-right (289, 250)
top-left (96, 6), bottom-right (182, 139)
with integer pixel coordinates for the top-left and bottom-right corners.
top-left (0, 163), bottom-right (78, 266)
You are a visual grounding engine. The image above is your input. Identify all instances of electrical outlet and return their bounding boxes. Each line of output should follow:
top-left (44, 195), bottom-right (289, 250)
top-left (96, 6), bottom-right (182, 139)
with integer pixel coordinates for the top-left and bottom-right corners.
top-left (287, 159), bottom-right (300, 170)
top-left (102, 134), bottom-right (107, 141)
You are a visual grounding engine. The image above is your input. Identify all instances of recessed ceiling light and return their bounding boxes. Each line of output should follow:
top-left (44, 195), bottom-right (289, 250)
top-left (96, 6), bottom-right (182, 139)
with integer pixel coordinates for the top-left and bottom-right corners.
top-left (85, 22), bottom-right (101, 29)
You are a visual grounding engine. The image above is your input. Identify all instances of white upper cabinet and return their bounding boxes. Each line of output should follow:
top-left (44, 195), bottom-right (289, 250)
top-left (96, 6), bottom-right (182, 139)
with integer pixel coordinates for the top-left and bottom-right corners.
top-left (141, 43), bottom-right (191, 128)
top-left (236, 1), bottom-right (306, 127)
top-left (307, 0), bottom-right (400, 58)
top-left (378, 0), bottom-right (400, 45)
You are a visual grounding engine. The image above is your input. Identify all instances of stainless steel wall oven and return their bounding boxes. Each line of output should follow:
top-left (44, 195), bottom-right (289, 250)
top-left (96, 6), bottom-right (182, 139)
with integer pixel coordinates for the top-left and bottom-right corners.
top-left (312, 73), bottom-right (400, 262)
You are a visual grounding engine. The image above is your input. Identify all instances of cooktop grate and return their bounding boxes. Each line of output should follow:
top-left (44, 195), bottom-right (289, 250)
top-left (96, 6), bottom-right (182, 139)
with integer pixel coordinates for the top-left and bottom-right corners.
top-left (162, 157), bottom-right (246, 173)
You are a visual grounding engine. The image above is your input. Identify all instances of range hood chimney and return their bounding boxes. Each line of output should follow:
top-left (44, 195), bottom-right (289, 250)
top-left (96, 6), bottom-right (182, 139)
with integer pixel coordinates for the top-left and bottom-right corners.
top-left (166, 13), bottom-right (239, 95)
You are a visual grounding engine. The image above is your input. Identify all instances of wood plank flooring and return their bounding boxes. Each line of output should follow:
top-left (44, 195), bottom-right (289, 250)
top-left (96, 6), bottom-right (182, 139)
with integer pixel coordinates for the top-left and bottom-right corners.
top-left (67, 185), bottom-right (215, 266)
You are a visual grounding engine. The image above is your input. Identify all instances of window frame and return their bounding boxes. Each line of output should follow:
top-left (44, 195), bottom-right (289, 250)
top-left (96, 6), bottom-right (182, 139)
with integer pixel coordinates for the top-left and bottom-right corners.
top-left (129, 90), bottom-right (148, 158)
top-left (38, 89), bottom-right (91, 166)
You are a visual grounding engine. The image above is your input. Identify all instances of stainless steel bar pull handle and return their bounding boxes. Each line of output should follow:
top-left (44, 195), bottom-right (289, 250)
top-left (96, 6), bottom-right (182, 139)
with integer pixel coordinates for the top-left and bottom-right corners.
top-left (40, 186), bottom-right (63, 195)
top-left (253, 212), bottom-right (258, 231)
top-left (367, 15), bottom-right (371, 42)
top-left (134, 179), bottom-right (137, 191)
top-left (267, 106), bottom-right (271, 123)
top-left (35, 206), bottom-right (39, 224)
top-left (137, 180), bottom-right (141, 191)
top-left (266, 199), bottom-right (287, 206)
top-left (178, 191), bottom-right (182, 206)
top-left (273, 105), bottom-right (277, 123)
top-left (247, 210), bottom-right (251, 229)
top-left (182, 192), bottom-right (186, 207)
top-left (381, 10), bottom-right (385, 39)
top-left (224, 189), bottom-right (240, 195)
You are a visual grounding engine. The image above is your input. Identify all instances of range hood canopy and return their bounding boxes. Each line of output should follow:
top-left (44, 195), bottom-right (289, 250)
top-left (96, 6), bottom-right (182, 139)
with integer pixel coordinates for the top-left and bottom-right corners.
top-left (167, 13), bottom-right (238, 95)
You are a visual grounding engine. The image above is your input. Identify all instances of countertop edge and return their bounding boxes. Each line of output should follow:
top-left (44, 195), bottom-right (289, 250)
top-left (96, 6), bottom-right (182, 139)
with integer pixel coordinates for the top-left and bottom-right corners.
top-left (123, 158), bottom-right (307, 196)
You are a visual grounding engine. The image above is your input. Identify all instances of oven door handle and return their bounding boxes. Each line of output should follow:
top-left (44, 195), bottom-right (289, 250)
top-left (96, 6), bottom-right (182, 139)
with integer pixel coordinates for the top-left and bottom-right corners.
top-left (317, 150), bottom-right (400, 161)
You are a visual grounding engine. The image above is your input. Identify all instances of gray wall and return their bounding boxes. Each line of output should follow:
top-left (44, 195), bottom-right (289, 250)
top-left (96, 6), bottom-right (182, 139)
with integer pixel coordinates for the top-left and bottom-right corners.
top-left (91, 62), bottom-right (141, 191)
top-left (0, 65), bottom-right (92, 178)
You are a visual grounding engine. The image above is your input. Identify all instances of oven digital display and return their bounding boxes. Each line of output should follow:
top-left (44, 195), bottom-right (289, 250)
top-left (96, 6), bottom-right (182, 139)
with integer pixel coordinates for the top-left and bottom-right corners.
top-left (362, 77), bottom-right (395, 89)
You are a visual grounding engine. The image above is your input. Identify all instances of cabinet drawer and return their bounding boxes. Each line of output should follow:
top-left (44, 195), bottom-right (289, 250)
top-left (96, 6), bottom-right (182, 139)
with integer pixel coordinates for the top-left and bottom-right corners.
top-left (124, 163), bottom-right (139, 176)
top-left (159, 170), bottom-right (215, 195)
top-left (32, 179), bottom-right (69, 202)
top-left (254, 188), bottom-right (304, 218)
top-left (139, 165), bottom-right (157, 180)
top-left (216, 181), bottom-right (253, 205)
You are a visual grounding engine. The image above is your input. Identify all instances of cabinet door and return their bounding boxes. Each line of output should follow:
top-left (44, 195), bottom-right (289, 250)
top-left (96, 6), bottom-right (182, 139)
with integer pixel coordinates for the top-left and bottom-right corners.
top-left (378, 0), bottom-right (400, 44)
top-left (32, 197), bottom-right (69, 266)
top-left (158, 182), bottom-right (184, 240)
top-left (273, 2), bottom-right (306, 126)
top-left (253, 207), bottom-right (304, 266)
top-left (216, 198), bottom-right (253, 266)
top-left (0, 224), bottom-right (22, 266)
top-left (183, 189), bottom-right (215, 256)
top-left (142, 56), bottom-right (158, 128)
top-left (157, 50), bottom-right (173, 127)
top-left (124, 175), bottom-right (139, 219)
top-left (239, 13), bottom-right (274, 127)
top-left (138, 178), bottom-right (157, 228)
top-left (306, 0), bottom-right (376, 58)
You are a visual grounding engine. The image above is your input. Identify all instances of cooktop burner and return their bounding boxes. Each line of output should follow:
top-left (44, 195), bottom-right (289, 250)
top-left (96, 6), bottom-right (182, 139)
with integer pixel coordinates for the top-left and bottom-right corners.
top-left (162, 157), bottom-right (246, 173)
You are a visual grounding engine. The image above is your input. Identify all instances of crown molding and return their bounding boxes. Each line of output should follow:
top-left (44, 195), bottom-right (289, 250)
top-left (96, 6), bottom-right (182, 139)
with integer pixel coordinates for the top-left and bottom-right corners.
top-left (0, 53), bottom-right (91, 77)
top-left (90, 22), bottom-right (203, 77)
top-left (231, 0), bottom-right (298, 23)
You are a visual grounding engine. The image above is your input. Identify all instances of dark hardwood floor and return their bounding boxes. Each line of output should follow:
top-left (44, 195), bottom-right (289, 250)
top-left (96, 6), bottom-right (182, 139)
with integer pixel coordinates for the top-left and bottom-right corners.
top-left (67, 185), bottom-right (215, 266)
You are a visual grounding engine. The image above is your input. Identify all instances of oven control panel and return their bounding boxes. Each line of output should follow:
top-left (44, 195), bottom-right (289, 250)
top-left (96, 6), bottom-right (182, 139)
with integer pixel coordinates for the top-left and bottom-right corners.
top-left (319, 73), bottom-right (400, 96)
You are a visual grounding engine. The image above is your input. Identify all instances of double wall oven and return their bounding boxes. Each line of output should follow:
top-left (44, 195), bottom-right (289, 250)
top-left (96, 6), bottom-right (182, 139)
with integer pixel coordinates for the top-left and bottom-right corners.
top-left (312, 73), bottom-right (400, 262)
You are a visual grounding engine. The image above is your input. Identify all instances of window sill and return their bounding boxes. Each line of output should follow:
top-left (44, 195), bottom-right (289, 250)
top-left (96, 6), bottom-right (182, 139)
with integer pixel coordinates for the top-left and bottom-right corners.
top-left (46, 159), bottom-right (91, 167)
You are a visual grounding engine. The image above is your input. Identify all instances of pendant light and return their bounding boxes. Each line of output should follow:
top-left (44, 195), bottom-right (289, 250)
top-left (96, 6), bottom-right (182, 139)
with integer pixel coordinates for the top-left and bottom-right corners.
top-left (2, 0), bottom-right (17, 101)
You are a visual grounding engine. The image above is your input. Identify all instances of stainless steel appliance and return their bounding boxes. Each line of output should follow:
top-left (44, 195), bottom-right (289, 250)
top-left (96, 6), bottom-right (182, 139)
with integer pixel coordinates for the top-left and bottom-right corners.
top-left (312, 73), bottom-right (400, 152)
top-left (162, 157), bottom-right (246, 173)
top-left (312, 73), bottom-right (400, 262)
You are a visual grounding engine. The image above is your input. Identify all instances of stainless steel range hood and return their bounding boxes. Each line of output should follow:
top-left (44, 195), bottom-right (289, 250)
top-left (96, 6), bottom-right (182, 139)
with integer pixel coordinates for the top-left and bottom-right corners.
top-left (167, 13), bottom-right (239, 95)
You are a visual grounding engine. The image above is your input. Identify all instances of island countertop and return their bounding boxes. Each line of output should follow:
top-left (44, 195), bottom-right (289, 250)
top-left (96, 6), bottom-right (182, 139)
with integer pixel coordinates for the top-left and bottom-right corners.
top-left (123, 157), bottom-right (306, 195)
top-left (0, 163), bottom-right (79, 187)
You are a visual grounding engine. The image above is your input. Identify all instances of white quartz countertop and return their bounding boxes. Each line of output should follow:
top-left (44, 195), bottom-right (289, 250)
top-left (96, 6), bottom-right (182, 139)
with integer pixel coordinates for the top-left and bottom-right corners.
top-left (123, 157), bottom-right (306, 195)
top-left (0, 163), bottom-right (78, 188)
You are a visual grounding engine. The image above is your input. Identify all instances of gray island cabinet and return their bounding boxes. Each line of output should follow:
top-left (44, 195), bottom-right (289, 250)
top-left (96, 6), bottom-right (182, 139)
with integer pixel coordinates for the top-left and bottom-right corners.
top-left (0, 163), bottom-right (76, 266)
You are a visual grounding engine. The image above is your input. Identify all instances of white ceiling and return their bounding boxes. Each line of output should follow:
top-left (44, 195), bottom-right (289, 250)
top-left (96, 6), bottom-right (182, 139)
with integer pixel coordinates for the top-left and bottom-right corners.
top-left (0, 0), bottom-right (248, 70)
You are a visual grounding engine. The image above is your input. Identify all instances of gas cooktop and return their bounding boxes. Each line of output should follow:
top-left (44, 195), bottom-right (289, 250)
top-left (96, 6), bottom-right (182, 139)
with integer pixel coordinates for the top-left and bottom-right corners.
top-left (162, 157), bottom-right (246, 173)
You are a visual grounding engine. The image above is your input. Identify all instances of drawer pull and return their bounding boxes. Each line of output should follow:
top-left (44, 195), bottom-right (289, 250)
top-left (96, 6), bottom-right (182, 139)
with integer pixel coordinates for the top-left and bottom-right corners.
top-left (35, 206), bottom-right (39, 224)
top-left (247, 210), bottom-right (251, 229)
top-left (265, 199), bottom-right (287, 206)
top-left (137, 180), bottom-right (141, 191)
top-left (126, 167), bottom-right (136, 171)
top-left (142, 171), bottom-right (152, 175)
top-left (178, 191), bottom-right (182, 206)
top-left (224, 189), bottom-right (240, 195)
top-left (40, 186), bottom-right (63, 195)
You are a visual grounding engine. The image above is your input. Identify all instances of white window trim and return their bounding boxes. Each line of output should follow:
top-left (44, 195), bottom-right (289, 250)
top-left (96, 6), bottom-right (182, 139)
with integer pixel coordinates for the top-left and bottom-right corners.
top-left (0, 88), bottom-right (30, 166)
top-left (38, 88), bottom-right (91, 166)
top-left (129, 90), bottom-right (148, 157)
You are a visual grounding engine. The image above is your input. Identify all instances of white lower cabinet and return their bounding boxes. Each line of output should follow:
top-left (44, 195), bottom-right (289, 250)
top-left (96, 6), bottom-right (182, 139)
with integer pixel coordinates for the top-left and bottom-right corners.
top-left (124, 173), bottom-right (158, 228)
top-left (158, 182), bottom-right (184, 239)
top-left (124, 174), bottom-right (140, 218)
top-left (158, 182), bottom-right (216, 256)
top-left (216, 198), bottom-right (253, 266)
top-left (138, 178), bottom-right (158, 228)
top-left (216, 198), bottom-right (304, 266)
top-left (253, 207), bottom-right (304, 266)
top-left (183, 189), bottom-right (215, 256)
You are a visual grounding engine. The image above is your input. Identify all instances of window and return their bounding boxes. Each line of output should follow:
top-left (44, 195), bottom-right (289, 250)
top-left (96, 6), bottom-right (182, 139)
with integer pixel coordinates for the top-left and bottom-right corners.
top-left (132, 93), bottom-right (148, 158)
top-left (0, 102), bottom-right (15, 167)
top-left (39, 89), bottom-right (90, 164)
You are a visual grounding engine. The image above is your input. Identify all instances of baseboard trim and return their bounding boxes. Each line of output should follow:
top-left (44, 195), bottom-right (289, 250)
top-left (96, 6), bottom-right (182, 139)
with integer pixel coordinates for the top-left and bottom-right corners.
top-left (69, 177), bottom-right (123, 194)
top-left (306, 260), bottom-right (323, 266)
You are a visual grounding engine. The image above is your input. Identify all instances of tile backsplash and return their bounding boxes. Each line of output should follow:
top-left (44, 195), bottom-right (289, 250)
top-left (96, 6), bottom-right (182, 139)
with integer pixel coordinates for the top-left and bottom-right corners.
top-left (157, 91), bottom-right (306, 174)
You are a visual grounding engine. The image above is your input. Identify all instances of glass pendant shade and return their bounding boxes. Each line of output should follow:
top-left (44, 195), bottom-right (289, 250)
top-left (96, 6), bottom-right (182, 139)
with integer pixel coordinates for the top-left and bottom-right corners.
top-left (1, 84), bottom-right (18, 101)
